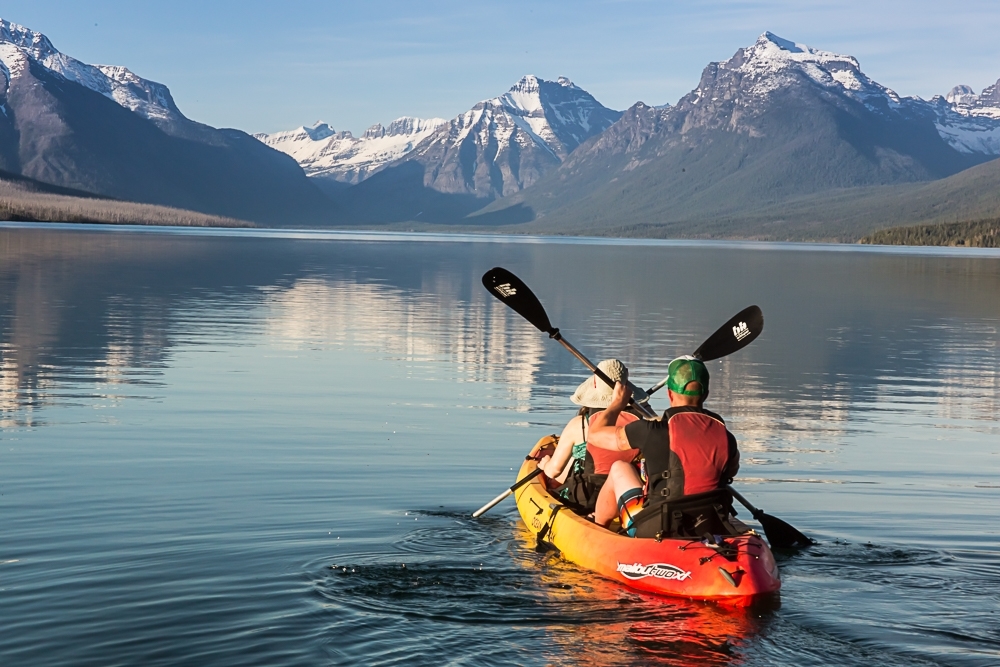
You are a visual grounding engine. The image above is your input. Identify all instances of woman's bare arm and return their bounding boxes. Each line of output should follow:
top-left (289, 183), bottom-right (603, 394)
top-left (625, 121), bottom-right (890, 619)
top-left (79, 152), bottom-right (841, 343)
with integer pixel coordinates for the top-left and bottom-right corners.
top-left (541, 415), bottom-right (585, 481)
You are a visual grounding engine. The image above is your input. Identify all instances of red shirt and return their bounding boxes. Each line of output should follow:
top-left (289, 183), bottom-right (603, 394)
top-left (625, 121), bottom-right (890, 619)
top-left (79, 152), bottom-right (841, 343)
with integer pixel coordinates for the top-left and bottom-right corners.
top-left (587, 410), bottom-right (640, 474)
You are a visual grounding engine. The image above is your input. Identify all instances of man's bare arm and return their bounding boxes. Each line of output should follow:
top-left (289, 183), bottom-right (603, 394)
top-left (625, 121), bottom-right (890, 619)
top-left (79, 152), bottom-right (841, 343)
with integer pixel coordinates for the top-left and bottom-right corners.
top-left (587, 382), bottom-right (633, 451)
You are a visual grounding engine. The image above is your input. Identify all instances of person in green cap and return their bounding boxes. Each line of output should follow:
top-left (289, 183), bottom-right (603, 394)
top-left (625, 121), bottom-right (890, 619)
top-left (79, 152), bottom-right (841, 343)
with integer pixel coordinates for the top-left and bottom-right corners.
top-left (587, 356), bottom-right (741, 537)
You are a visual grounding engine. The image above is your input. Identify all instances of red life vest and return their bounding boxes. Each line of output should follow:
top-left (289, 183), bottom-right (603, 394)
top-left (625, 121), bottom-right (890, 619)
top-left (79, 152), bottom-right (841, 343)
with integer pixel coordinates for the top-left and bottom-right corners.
top-left (624, 406), bottom-right (739, 502)
top-left (665, 409), bottom-right (733, 496)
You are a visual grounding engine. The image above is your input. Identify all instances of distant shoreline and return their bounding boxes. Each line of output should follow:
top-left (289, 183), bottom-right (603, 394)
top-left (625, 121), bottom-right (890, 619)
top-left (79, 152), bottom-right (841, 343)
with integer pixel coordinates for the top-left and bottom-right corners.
top-left (3, 175), bottom-right (998, 249)
top-left (5, 221), bottom-right (1000, 258)
top-left (0, 175), bottom-right (254, 229)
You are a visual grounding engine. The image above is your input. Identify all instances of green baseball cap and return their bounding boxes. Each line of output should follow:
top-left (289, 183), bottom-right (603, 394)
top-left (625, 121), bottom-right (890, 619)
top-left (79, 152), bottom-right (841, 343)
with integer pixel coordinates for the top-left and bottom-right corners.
top-left (667, 356), bottom-right (710, 396)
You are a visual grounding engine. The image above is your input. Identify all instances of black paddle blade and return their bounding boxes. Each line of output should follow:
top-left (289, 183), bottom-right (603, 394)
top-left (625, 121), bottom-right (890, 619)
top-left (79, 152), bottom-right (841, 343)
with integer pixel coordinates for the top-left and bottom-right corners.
top-left (482, 267), bottom-right (556, 335)
top-left (756, 511), bottom-right (815, 549)
top-left (693, 305), bottom-right (763, 362)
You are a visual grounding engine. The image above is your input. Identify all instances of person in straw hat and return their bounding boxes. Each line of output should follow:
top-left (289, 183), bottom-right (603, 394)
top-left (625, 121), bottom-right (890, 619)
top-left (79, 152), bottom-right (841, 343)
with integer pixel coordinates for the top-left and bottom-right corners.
top-left (538, 359), bottom-right (650, 514)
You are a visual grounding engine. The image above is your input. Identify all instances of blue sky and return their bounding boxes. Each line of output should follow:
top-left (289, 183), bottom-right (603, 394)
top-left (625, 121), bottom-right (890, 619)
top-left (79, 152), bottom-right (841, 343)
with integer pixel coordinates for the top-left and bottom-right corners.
top-left (5, 1), bottom-right (1000, 135)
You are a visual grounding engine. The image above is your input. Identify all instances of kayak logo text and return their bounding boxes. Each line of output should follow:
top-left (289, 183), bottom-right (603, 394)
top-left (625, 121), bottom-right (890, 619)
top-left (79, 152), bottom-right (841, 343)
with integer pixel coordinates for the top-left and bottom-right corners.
top-left (494, 283), bottom-right (517, 298)
top-left (732, 321), bottom-right (750, 341)
top-left (616, 562), bottom-right (692, 581)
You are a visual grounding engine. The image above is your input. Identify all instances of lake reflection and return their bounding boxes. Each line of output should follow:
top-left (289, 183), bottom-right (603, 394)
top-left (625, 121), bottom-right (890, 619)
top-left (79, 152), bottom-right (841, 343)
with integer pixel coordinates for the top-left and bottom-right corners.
top-left (1, 224), bottom-right (998, 667)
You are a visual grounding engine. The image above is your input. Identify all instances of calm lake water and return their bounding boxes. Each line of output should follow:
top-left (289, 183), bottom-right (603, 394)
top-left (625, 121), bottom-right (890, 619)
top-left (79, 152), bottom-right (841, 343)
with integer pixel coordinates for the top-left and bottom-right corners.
top-left (1, 223), bottom-right (998, 666)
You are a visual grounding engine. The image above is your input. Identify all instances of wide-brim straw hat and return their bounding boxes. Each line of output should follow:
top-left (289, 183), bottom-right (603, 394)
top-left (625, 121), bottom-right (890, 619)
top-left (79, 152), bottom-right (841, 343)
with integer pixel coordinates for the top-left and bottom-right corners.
top-left (570, 359), bottom-right (649, 409)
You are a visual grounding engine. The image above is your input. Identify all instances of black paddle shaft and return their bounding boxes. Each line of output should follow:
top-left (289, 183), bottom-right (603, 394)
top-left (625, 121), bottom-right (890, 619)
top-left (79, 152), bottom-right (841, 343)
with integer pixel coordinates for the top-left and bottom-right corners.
top-left (482, 267), bottom-right (657, 419)
top-left (646, 305), bottom-right (764, 396)
top-left (729, 487), bottom-right (815, 548)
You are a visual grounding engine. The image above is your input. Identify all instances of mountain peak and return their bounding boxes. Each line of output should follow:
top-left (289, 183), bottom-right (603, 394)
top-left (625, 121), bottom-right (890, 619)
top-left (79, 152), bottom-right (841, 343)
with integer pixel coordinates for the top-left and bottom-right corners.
top-left (740, 32), bottom-right (861, 72)
top-left (304, 122), bottom-right (336, 140)
top-left (942, 79), bottom-right (1000, 121)
top-left (509, 75), bottom-right (542, 94)
top-left (698, 31), bottom-right (892, 109)
top-left (506, 75), bottom-right (580, 95)
top-left (0, 18), bottom-right (58, 59)
top-left (946, 85), bottom-right (978, 105)
top-left (389, 116), bottom-right (446, 136)
top-left (981, 78), bottom-right (1000, 105)
top-left (363, 117), bottom-right (446, 139)
top-left (363, 122), bottom-right (385, 139)
top-left (0, 17), bottom-right (184, 123)
top-left (760, 31), bottom-right (804, 53)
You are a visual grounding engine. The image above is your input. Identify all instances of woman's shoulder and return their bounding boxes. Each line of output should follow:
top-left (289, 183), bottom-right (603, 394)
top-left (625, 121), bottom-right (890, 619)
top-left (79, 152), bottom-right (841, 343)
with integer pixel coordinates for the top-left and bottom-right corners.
top-left (617, 410), bottom-right (640, 425)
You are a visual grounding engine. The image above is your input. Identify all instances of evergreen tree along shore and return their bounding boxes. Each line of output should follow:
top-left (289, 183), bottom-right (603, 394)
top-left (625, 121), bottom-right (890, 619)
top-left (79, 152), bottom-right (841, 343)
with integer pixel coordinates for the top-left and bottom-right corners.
top-left (860, 218), bottom-right (1000, 247)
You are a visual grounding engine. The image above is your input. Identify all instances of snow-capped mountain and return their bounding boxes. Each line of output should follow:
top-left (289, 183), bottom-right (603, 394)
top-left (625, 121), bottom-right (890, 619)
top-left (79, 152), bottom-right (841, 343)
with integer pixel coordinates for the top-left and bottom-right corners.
top-left (0, 18), bottom-right (333, 224)
top-left (0, 18), bottom-right (193, 130)
top-left (256, 116), bottom-right (446, 184)
top-left (943, 81), bottom-right (1000, 119)
top-left (265, 75), bottom-right (620, 197)
top-left (678, 32), bottom-right (1000, 155)
top-left (485, 32), bottom-right (1000, 233)
top-left (380, 75), bottom-right (622, 198)
top-left (931, 80), bottom-right (1000, 154)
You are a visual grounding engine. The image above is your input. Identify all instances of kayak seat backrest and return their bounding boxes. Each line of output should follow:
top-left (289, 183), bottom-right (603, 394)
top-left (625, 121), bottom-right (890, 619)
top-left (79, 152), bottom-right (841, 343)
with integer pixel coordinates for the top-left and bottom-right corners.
top-left (630, 488), bottom-right (741, 539)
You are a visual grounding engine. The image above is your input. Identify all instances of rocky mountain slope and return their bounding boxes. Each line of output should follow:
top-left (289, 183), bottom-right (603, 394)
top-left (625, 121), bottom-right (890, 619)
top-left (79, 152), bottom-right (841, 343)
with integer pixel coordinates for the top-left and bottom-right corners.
top-left (478, 32), bottom-right (1000, 236)
top-left (0, 18), bottom-right (334, 225)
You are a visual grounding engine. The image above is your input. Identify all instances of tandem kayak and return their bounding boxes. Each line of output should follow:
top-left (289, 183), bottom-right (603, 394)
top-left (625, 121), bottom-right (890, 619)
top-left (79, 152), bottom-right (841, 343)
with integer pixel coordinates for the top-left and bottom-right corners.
top-left (514, 435), bottom-right (781, 607)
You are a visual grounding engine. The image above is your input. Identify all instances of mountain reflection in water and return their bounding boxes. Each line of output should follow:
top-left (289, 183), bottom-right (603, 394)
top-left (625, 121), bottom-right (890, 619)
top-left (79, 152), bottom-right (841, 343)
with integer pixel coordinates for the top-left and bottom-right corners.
top-left (1, 224), bottom-right (998, 667)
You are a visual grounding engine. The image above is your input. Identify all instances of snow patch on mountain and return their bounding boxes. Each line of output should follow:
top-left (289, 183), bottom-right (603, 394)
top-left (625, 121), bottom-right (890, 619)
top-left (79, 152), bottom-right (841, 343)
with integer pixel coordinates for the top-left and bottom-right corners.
top-left (0, 17), bottom-right (182, 122)
top-left (499, 76), bottom-right (554, 146)
top-left (0, 42), bottom-right (27, 81)
top-left (933, 118), bottom-right (1000, 154)
top-left (256, 117), bottom-right (447, 184)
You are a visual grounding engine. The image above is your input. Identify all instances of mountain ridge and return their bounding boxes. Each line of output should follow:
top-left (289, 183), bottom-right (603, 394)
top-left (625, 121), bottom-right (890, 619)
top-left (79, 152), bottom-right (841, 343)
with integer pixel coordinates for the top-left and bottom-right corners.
top-left (260, 74), bottom-right (622, 208)
top-left (0, 17), bottom-right (336, 225)
top-left (2, 20), bottom-right (1000, 238)
top-left (474, 32), bottom-right (1000, 237)
top-left (255, 117), bottom-right (447, 185)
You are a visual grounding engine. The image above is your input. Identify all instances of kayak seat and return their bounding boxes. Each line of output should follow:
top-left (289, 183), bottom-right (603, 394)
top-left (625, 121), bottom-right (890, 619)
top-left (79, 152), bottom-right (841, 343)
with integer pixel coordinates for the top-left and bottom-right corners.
top-left (628, 488), bottom-right (742, 540)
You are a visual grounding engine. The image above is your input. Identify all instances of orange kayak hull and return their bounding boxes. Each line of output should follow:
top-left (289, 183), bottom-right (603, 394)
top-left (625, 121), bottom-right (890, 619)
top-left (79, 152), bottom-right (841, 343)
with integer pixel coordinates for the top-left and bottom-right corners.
top-left (514, 436), bottom-right (781, 607)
